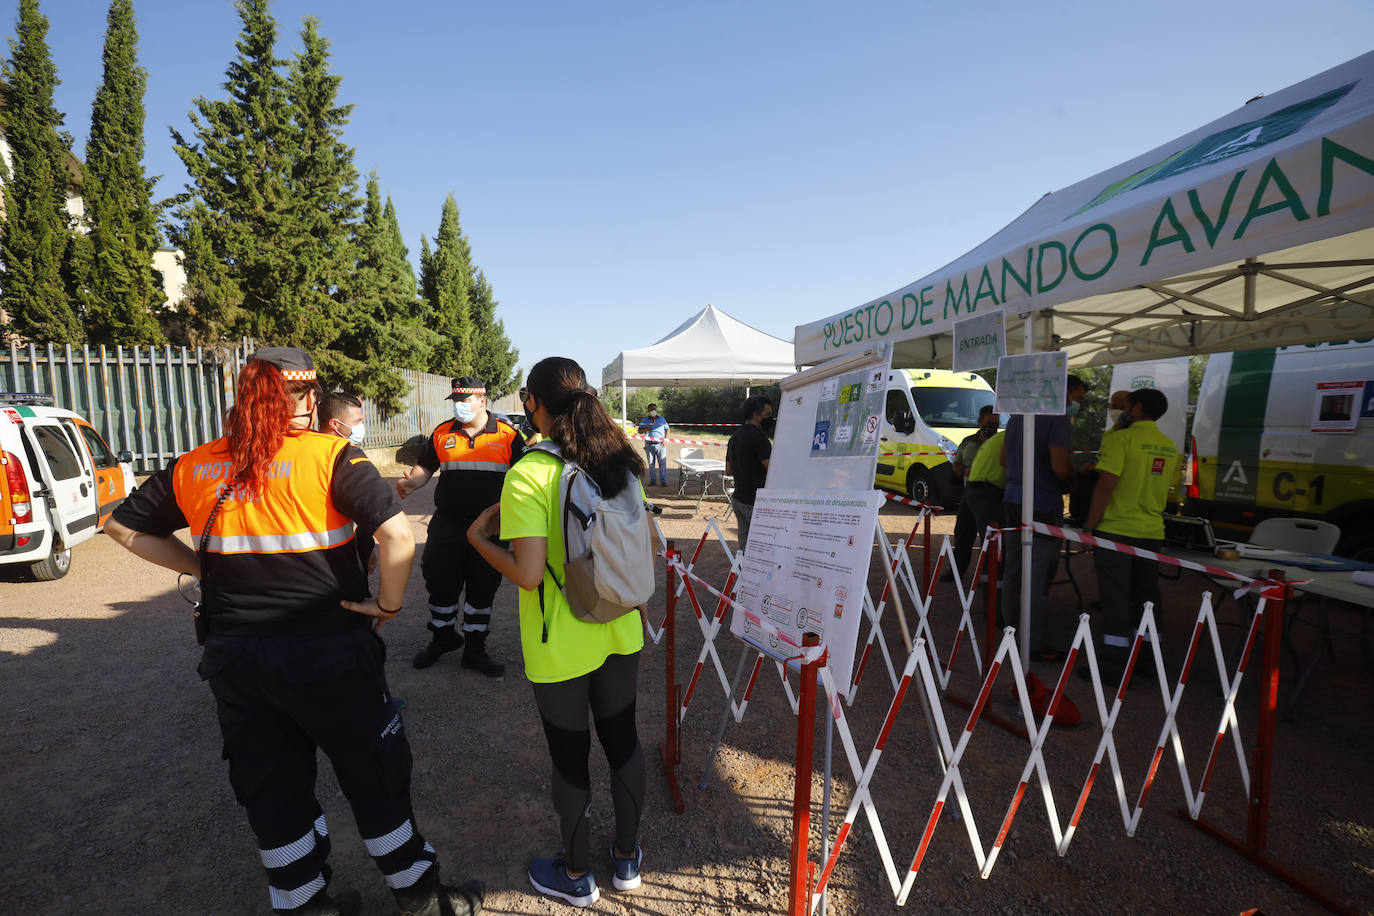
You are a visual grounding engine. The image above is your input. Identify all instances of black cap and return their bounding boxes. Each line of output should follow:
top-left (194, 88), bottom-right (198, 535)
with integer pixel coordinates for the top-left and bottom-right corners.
top-left (251, 347), bottom-right (316, 382)
top-left (446, 376), bottom-right (486, 400)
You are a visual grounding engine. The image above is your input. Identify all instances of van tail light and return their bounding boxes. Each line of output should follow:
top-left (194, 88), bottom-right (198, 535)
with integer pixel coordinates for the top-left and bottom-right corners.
top-left (1185, 436), bottom-right (1199, 501)
top-left (3, 450), bottom-right (32, 522)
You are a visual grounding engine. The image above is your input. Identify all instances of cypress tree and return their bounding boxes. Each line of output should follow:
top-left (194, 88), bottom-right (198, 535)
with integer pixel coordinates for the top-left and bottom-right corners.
top-left (283, 15), bottom-right (363, 386)
top-left (167, 0), bottom-right (294, 346)
top-left (337, 173), bottom-right (437, 400)
top-left (467, 268), bottom-right (519, 397)
top-left (77, 0), bottom-right (164, 345)
top-left (0, 0), bottom-right (81, 344)
top-left (382, 194), bottom-right (417, 305)
top-left (419, 194), bottom-right (474, 377)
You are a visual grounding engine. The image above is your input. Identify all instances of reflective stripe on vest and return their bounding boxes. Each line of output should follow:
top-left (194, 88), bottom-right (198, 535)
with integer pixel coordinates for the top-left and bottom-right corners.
top-left (439, 459), bottom-right (510, 472)
top-left (206, 521), bottom-right (357, 554)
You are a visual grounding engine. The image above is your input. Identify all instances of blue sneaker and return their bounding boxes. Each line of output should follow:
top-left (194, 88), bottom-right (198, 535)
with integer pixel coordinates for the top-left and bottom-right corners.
top-left (610, 843), bottom-right (642, 891)
top-left (528, 856), bottom-right (599, 907)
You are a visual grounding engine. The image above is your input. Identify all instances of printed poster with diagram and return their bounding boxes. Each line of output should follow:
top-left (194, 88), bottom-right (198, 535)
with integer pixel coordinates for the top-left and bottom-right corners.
top-left (811, 365), bottom-right (886, 459)
top-left (729, 488), bottom-right (884, 693)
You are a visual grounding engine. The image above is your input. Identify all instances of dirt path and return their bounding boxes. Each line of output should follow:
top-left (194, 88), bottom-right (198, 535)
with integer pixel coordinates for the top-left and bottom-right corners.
top-left (2, 471), bottom-right (1372, 914)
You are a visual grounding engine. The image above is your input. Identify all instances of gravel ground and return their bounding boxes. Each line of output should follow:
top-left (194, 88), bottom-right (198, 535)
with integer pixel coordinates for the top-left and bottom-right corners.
top-left (1, 450), bottom-right (1372, 915)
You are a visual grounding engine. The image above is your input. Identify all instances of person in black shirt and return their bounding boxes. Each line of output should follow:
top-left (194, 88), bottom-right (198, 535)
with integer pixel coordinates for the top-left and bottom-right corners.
top-left (725, 395), bottom-right (774, 552)
top-left (397, 376), bottom-right (525, 676)
top-left (106, 347), bottom-right (483, 916)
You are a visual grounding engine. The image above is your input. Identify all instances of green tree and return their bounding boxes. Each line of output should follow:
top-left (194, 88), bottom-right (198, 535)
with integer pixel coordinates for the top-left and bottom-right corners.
top-left (382, 194), bottom-right (416, 305)
top-left (467, 267), bottom-right (519, 396)
top-left (0, 0), bottom-right (81, 344)
top-left (74, 0), bottom-right (164, 345)
top-left (283, 15), bottom-right (364, 387)
top-left (336, 173), bottom-right (439, 405)
top-left (167, 0), bottom-right (292, 346)
top-left (419, 194), bottom-right (474, 377)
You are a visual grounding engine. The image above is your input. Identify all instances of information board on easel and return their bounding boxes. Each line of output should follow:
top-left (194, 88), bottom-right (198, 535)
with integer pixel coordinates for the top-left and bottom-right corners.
top-left (729, 343), bottom-right (892, 693)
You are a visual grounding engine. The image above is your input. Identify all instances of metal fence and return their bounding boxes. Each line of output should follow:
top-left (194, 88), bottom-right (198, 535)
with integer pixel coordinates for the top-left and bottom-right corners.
top-left (356, 369), bottom-right (454, 451)
top-left (2, 340), bottom-right (251, 473)
top-left (2, 339), bottom-right (456, 470)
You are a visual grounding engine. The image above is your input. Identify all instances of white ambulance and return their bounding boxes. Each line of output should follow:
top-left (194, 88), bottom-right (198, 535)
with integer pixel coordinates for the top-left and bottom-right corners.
top-left (1186, 340), bottom-right (1374, 560)
top-left (1, 393), bottom-right (135, 579)
top-left (875, 368), bottom-right (995, 505)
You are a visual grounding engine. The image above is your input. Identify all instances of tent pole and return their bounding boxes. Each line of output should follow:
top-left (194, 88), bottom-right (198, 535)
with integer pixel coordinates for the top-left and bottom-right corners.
top-left (622, 380), bottom-right (627, 429)
top-left (1020, 315), bottom-right (1035, 672)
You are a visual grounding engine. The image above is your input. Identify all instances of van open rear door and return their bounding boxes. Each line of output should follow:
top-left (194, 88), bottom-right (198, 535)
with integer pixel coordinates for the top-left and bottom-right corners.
top-left (21, 418), bottom-right (99, 550)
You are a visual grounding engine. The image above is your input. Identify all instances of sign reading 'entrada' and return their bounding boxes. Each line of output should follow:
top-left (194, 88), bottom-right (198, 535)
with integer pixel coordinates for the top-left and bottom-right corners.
top-left (815, 135), bottom-right (1370, 356)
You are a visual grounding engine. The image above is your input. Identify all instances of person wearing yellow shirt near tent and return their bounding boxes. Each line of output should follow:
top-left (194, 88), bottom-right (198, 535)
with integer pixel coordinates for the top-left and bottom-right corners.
top-left (963, 426), bottom-right (1008, 597)
top-left (1079, 388), bottom-right (1180, 684)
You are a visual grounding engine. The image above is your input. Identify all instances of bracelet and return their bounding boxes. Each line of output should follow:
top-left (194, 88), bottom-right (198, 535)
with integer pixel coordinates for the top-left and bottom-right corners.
top-left (376, 601), bottom-right (402, 615)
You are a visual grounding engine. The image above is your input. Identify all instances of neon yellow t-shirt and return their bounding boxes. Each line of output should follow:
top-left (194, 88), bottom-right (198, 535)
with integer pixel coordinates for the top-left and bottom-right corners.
top-left (968, 430), bottom-right (1008, 488)
top-left (1095, 420), bottom-right (1180, 540)
top-left (500, 450), bottom-right (646, 683)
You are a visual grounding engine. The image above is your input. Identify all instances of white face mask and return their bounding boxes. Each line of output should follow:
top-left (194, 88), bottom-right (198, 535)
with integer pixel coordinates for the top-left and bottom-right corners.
top-left (453, 401), bottom-right (476, 424)
top-left (346, 422), bottom-right (366, 446)
top-left (1108, 408), bottom-right (1123, 427)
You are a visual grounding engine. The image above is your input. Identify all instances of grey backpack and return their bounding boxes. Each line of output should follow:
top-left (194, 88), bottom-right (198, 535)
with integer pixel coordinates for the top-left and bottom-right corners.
top-left (528, 442), bottom-right (656, 638)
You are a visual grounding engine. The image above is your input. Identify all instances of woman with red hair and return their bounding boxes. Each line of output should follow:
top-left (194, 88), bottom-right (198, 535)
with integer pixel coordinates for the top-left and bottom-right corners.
top-left (108, 347), bottom-right (484, 916)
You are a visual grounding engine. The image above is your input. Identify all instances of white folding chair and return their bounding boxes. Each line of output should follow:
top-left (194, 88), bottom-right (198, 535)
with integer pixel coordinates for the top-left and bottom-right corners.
top-left (677, 447), bottom-right (706, 496)
top-left (717, 475), bottom-right (736, 522)
top-left (1249, 517), bottom-right (1340, 554)
top-left (1225, 517), bottom-right (1343, 717)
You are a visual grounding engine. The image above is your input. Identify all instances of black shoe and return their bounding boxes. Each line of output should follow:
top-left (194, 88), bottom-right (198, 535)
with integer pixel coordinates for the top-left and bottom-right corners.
top-left (461, 632), bottom-right (505, 678)
top-left (412, 630), bottom-right (463, 669)
top-left (277, 886), bottom-right (360, 916)
top-left (395, 867), bottom-right (485, 916)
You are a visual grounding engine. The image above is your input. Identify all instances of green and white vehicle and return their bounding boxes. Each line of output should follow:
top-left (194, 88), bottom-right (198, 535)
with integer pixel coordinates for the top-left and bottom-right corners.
top-left (875, 368), bottom-right (994, 506)
top-left (1186, 340), bottom-right (1374, 560)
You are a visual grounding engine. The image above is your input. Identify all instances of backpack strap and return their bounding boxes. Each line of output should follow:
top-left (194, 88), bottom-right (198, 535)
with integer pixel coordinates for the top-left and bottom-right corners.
top-left (526, 441), bottom-right (567, 643)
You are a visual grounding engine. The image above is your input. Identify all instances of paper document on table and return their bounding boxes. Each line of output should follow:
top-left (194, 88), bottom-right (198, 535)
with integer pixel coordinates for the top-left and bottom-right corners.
top-left (1234, 544), bottom-right (1296, 559)
top-left (1353, 570), bottom-right (1374, 588)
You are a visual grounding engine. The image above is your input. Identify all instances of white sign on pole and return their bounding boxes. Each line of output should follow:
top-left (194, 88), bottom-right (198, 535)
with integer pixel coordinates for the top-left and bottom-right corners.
top-left (730, 488), bottom-right (884, 694)
top-left (995, 351), bottom-right (1068, 415)
top-left (952, 309), bottom-right (1006, 372)
top-left (769, 343), bottom-right (891, 492)
top-left (1107, 356), bottom-right (1189, 450)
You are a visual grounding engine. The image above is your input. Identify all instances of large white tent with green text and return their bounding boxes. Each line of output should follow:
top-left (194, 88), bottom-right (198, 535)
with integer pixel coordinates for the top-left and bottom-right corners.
top-left (795, 51), bottom-right (1374, 370)
top-left (791, 51), bottom-right (1374, 669)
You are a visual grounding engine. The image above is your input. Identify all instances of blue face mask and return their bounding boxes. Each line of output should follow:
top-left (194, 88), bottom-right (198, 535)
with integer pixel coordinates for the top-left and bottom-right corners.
top-left (453, 400), bottom-right (476, 424)
top-left (1066, 401), bottom-right (1081, 418)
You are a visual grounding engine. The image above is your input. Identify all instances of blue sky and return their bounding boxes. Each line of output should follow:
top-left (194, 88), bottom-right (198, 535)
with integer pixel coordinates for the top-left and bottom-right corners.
top-left (33, 0), bottom-right (1374, 383)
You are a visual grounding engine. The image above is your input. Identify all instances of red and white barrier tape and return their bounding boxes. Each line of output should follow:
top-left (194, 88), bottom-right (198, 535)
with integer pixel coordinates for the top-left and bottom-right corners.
top-left (630, 434), bottom-right (729, 446)
top-left (882, 492), bottom-right (945, 512)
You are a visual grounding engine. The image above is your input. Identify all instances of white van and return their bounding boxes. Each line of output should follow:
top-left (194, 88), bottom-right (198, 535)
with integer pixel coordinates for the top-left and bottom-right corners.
top-left (1, 392), bottom-right (135, 579)
top-left (875, 368), bottom-right (994, 504)
top-left (1186, 340), bottom-right (1374, 560)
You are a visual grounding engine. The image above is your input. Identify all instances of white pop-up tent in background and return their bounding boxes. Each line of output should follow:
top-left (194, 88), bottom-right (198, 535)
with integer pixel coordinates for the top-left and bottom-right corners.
top-left (601, 304), bottom-right (796, 425)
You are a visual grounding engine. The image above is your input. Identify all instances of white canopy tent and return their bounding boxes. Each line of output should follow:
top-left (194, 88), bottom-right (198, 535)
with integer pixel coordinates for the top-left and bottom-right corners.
top-left (602, 304), bottom-right (795, 423)
top-left (795, 51), bottom-right (1374, 369)
top-left (791, 52), bottom-right (1374, 669)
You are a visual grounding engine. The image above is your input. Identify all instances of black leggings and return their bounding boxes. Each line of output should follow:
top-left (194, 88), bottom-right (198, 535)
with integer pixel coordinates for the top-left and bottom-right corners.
top-left (530, 651), bottom-right (645, 872)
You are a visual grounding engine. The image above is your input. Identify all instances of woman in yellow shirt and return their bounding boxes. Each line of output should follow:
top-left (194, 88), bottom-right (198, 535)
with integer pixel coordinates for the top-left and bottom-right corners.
top-left (468, 356), bottom-right (647, 908)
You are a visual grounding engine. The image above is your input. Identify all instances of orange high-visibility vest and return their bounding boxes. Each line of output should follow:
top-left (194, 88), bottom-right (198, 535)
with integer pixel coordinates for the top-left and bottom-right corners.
top-left (174, 431), bottom-right (356, 556)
